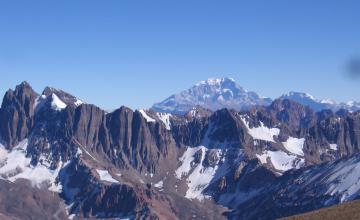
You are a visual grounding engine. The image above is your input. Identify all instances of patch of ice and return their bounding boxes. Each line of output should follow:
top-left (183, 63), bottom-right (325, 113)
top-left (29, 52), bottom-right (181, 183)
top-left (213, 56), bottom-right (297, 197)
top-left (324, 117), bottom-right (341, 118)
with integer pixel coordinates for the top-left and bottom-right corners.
top-left (51, 93), bottom-right (67, 111)
top-left (256, 150), bottom-right (304, 172)
top-left (240, 116), bottom-right (280, 142)
top-left (76, 148), bottom-right (83, 157)
top-left (329, 144), bottom-right (338, 151)
top-left (156, 112), bottom-right (172, 130)
top-left (256, 153), bottom-right (268, 164)
top-left (96, 169), bottom-right (119, 184)
top-left (154, 180), bottom-right (163, 188)
top-left (139, 109), bottom-right (155, 122)
top-left (282, 137), bottom-right (305, 156)
top-left (74, 99), bottom-right (83, 106)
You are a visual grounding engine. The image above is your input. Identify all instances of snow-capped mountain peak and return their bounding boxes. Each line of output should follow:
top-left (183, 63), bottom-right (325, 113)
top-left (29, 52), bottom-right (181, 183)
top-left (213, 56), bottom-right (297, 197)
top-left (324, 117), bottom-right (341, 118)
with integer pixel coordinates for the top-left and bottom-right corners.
top-left (41, 86), bottom-right (84, 109)
top-left (152, 77), bottom-right (272, 114)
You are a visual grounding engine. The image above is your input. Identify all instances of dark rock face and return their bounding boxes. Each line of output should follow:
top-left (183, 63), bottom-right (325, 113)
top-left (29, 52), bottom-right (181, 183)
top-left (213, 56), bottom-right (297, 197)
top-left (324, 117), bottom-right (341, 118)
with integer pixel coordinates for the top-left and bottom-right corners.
top-left (267, 99), bottom-right (316, 132)
top-left (0, 179), bottom-right (68, 220)
top-left (0, 81), bottom-right (38, 148)
top-left (59, 158), bottom-right (152, 219)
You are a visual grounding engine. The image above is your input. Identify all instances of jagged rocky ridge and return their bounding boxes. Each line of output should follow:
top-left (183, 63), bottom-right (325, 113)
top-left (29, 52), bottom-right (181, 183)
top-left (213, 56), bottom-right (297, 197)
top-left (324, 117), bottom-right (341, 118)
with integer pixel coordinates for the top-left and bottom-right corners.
top-left (0, 81), bottom-right (360, 219)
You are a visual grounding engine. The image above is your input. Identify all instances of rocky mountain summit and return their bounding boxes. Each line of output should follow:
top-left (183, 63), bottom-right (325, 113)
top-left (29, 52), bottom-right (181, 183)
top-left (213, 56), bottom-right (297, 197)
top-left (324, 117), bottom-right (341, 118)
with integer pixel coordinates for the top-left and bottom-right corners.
top-left (0, 81), bottom-right (360, 220)
top-left (152, 77), bottom-right (272, 114)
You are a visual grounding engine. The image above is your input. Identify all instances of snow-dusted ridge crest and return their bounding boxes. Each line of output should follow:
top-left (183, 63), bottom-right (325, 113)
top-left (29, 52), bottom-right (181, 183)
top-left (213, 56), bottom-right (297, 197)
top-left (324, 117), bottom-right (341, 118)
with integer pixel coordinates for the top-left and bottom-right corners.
top-left (280, 91), bottom-right (360, 112)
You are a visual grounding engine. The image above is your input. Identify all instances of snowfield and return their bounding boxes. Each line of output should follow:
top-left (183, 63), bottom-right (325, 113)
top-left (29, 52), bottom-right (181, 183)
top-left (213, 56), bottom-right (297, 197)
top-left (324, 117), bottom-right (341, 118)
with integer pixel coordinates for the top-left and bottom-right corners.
top-left (256, 150), bottom-right (304, 172)
top-left (240, 116), bottom-right (280, 142)
top-left (175, 146), bottom-right (230, 201)
top-left (0, 139), bottom-right (66, 192)
top-left (282, 137), bottom-right (305, 156)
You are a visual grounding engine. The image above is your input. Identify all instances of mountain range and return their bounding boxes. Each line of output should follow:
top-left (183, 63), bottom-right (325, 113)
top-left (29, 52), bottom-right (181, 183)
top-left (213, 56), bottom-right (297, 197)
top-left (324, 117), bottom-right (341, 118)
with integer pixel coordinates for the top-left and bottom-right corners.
top-left (153, 77), bottom-right (360, 114)
top-left (0, 80), bottom-right (359, 220)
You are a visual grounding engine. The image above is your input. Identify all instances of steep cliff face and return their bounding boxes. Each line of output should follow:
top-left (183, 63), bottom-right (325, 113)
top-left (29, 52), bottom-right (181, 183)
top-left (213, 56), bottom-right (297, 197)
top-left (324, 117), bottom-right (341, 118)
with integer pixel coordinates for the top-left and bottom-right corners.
top-left (0, 81), bottom-right (38, 148)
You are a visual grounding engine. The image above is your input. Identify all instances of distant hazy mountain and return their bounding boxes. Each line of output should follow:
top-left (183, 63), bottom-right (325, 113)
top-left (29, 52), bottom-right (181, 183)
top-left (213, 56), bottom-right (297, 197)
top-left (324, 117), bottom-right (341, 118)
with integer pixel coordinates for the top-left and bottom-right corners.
top-left (153, 78), bottom-right (360, 114)
top-left (280, 91), bottom-right (360, 112)
top-left (152, 77), bottom-right (272, 114)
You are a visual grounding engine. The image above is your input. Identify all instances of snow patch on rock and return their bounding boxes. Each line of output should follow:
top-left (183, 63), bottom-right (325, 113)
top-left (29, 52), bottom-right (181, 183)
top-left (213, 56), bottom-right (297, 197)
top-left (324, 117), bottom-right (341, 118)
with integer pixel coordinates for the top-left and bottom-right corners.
top-left (329, 144), bottom-right (338, 151)
top-left (74, 99), bottom-right (84, 106)
top-left (156, 112), bottom-right (172, 130)
top-left (175, 146), bottom-right (229, 201)
top-left (240, 117), bottom-right (280, 142)
top-left (154, 180), bottom-right (163, 189)
top-left (96, 169), bottom-right (119, 184)
top-left (282, 137), bottom-right (305, 156)
top-left (256, 150), bottom-right (304, 172)
top-left (51, 93), bottom-right (67, 111)
top-left (139, 109), bottom-right (156, 122)
top-left (0, 139), bottom-right (66, 191)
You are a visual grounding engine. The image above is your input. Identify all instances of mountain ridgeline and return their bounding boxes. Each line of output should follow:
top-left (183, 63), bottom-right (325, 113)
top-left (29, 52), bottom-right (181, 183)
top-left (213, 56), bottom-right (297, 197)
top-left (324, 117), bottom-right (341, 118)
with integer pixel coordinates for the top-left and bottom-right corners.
top-left (0, 81), bottom-right (360, 220)
top-left (152, 77), bottom-right (360, 114)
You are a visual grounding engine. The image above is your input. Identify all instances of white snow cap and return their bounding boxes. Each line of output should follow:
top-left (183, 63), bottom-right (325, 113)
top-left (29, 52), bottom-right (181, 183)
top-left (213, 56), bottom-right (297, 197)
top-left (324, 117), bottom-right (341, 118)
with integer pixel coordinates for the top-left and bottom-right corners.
top-left (196, 77), bottom-right (235, 86)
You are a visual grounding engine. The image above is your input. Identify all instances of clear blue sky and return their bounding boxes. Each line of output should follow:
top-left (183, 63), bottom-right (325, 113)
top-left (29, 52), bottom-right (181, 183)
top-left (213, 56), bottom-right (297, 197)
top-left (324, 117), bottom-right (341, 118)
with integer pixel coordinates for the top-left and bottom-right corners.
top-left (1, 0), bottom-right (359, 110)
